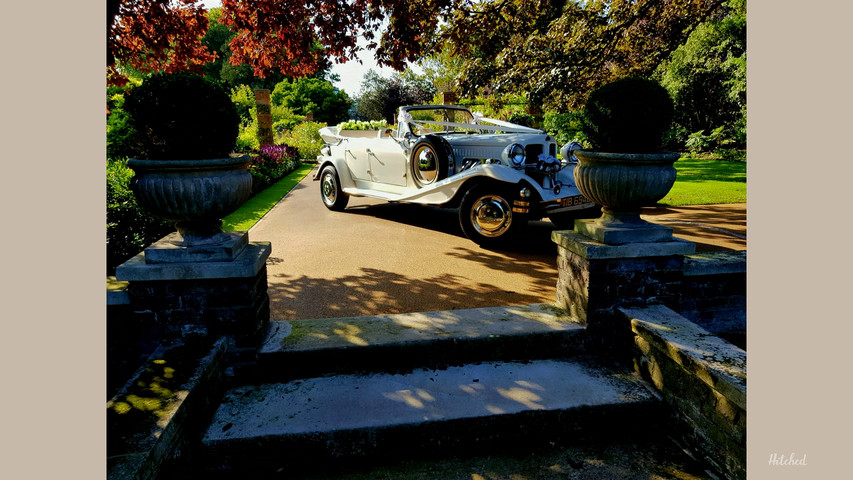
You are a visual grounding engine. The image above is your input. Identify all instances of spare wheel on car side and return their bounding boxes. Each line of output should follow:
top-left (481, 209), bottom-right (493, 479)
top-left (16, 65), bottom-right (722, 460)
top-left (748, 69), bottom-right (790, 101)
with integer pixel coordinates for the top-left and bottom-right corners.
top-left (410, 136), bottom-right (450, 188)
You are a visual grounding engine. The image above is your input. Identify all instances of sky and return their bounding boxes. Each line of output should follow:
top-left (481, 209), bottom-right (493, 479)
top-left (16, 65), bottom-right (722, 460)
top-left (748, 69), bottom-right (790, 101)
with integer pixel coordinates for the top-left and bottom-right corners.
top-left (198, 0), bottom-right (404, 96)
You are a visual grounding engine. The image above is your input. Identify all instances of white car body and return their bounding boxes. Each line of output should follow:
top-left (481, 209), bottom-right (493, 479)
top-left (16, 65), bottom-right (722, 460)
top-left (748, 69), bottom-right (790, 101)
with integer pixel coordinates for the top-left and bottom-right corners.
top-left (315, 105), bottom-right (598, 245)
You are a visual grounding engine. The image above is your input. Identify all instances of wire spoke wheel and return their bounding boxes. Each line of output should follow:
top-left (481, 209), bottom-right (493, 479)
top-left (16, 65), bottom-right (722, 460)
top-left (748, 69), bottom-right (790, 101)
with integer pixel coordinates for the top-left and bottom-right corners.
top-left (321, 172), bottom-right (337, 204)
top-left (320, 165), bottom-right (349, 211)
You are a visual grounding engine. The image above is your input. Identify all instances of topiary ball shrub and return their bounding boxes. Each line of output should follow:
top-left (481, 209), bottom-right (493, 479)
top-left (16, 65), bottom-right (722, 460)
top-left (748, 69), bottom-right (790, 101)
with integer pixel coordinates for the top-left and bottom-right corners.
top-left (124, 72), bottom-right (240, 160)
top-left (580, 77), bottom-right (674, 153)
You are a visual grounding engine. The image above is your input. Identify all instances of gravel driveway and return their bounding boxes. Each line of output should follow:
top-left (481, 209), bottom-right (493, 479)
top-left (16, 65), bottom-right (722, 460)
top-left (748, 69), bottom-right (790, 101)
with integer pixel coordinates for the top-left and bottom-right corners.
top-left (249, 166), bottom-right (746, 321)
top-left (248, 166), bottom-right (562, 321)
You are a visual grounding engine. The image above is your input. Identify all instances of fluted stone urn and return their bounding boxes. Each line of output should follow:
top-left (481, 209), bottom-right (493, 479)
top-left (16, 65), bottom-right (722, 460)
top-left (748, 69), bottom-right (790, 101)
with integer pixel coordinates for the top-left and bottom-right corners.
top-left (573, 150), bottom-right (680, 244)
top-left (128, 156), bottom-right (253, 248)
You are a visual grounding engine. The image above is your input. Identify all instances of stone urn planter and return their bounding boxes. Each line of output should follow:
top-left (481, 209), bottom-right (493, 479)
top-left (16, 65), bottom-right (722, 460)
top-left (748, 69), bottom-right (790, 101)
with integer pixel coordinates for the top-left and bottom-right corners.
top-left (573, 150), bottom-right (680, 228)
top-left (128, 156), bottom-right (252, 247)
top-left (122, 72), bottom-right (248, 250)
top-left (571, 76), bottom-right (680, 244)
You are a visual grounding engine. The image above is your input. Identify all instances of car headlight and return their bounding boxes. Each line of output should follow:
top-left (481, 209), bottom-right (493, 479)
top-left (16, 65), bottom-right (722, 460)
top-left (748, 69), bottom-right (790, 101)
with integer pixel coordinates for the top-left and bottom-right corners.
top-left (502, 143), bottom-right (525, 167)
top-left (559, 141), bottom-right (583, 164)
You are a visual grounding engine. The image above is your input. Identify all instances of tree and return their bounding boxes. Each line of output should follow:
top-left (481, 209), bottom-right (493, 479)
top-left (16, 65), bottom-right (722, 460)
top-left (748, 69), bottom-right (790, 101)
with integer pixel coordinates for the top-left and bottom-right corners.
top-left (109, 0), bottom-right (734, 114)
top-left (656, 0), bottom-right (746, 148)
top-left (271, 78), bottom-right (353, 125)
top-left (108, 0), bottom-right (215, 85)
top-left (431, 0), bottom-right (731, 110)
top-left (354, 70), bottom-right (436, 123)
top-left (108, 0), bottom-right (462, 85)
top-left (418, 48), bottom-right (466, 94)
top-left (200, 7), bottom-right (289, 89)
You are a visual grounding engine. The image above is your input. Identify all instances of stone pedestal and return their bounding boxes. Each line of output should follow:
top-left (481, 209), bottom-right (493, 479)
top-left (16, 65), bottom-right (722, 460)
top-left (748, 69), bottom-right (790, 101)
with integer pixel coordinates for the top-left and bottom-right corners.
top-left (552, 230), bottom-right (695, 353)
top-left (574, 215), bottom-right (674, 245)
top-left (143, 231), bottom-right (250, 263)
top-left (115, 233), bottom-right (272, 367)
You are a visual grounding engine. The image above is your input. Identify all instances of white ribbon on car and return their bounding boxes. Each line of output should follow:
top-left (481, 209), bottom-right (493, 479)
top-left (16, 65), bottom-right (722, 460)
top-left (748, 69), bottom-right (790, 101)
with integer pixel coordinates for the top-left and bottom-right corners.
top-left (397, 110), bottom-right (414, 124)
top-left (398, 109), bottom-right (541, 134)
top-left (427, 121), bottom-right (542, 134)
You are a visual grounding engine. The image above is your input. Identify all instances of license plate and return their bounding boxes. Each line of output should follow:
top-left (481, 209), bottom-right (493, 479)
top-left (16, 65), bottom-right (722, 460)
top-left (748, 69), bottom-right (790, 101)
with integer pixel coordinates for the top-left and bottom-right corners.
top-left (560, 194), bottom-right (593, 207)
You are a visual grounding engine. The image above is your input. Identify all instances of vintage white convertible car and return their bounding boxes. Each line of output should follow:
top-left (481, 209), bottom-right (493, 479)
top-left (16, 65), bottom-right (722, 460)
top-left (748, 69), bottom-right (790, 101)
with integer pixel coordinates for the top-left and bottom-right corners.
top-left (315, 105), bottom-right (599, 246)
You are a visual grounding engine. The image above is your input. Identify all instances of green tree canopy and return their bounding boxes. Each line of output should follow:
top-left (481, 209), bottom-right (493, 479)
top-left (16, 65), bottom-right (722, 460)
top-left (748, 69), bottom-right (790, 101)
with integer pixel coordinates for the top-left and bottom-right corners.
top-left (354, 70), bottom-right (437, 123)
top-left (271, 77), bottom-right (353, 125)
top-left (417, 48), bottom-right (466, 95)
top-left (428, 0), bottom-right (729, 110)
top-left (656, 0), bottom-right (746, 148)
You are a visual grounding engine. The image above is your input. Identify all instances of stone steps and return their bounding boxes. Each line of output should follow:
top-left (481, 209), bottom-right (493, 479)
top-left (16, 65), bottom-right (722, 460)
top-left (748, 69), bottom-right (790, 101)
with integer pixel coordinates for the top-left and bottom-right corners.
top-left (251, 303), bottom-right (588, 382)
top-left (194, 303), bottom-right (664, 476)
top-left (201, 358), bottom-right (662, 476)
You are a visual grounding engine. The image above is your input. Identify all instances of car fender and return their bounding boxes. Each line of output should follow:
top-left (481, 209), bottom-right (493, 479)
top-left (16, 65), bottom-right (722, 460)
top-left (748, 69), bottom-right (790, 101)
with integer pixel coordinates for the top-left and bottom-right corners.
top-left (314, 155), bottom-right (358, 190)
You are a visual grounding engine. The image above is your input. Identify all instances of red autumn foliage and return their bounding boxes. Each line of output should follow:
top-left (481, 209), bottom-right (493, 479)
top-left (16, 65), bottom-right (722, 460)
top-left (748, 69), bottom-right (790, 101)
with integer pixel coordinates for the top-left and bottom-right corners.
top-left (108, 0), bottom-right (216, 85)
top-left (107, 0), bottom-right (453, 85)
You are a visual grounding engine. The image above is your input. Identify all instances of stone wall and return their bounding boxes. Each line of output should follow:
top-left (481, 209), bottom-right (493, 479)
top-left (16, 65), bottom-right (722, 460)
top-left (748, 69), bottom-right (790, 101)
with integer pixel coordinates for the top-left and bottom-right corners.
top-left (621, 305), bottom-right (746, 480)
top-left (556, 247), bottom-right (685, 321)
top-left (108, 277), bottom-right (157, 398)
top-left (108, 338), bottom-right (229, 480)
top-left (680, 251), bottom-right (746, 346)
top-left (553, 231), bottom-right (746, 349)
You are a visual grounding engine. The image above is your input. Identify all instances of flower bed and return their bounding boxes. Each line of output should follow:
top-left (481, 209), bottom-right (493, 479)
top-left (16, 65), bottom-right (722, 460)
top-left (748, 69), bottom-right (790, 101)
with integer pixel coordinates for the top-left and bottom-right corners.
top-left (246, 144), bottom-right (302, 194)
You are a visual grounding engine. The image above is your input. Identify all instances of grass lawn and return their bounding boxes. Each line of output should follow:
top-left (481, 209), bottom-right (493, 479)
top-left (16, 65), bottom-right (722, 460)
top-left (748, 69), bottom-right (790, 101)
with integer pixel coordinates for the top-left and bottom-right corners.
top-left (222, 163), bottom-right (315, 231)
top-left (659, 156), bottom-right (746, 206)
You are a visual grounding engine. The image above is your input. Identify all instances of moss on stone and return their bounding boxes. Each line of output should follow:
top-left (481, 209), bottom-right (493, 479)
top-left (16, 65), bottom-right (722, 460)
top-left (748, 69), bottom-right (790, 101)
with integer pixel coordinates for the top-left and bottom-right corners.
top-left (282, 319), bottom-right (417, 348)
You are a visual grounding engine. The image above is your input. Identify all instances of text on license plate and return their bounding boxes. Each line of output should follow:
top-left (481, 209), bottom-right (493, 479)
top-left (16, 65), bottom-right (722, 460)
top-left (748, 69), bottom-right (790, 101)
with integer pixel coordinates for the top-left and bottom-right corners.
top-left (560, 194), bottom-right (593, 207)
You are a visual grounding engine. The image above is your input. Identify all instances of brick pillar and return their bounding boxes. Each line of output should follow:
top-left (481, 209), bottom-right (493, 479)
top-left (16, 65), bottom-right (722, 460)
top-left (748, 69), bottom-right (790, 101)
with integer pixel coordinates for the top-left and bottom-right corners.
top-left (552, 230), bottom-right (694, 355)
top-left (116, 235), bottom-right (272, 370)
top-left (440, 91), bottom-right (456, 105)
top-left (254, 89), bottom-right (274, 146)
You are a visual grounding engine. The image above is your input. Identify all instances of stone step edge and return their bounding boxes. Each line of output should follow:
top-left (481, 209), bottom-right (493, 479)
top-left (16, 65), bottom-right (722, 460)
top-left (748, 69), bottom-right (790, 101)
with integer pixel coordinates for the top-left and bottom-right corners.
top-left (202, 401), bottom-right (664, 475)
top-left (201, 359), bottom-right (662, 473)
top-left (251, 303), bottom-right (587, 381)
top-left (253, 329), bottom-right (587, 383)
top-left (261, 303), bottom-right (583, 354)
